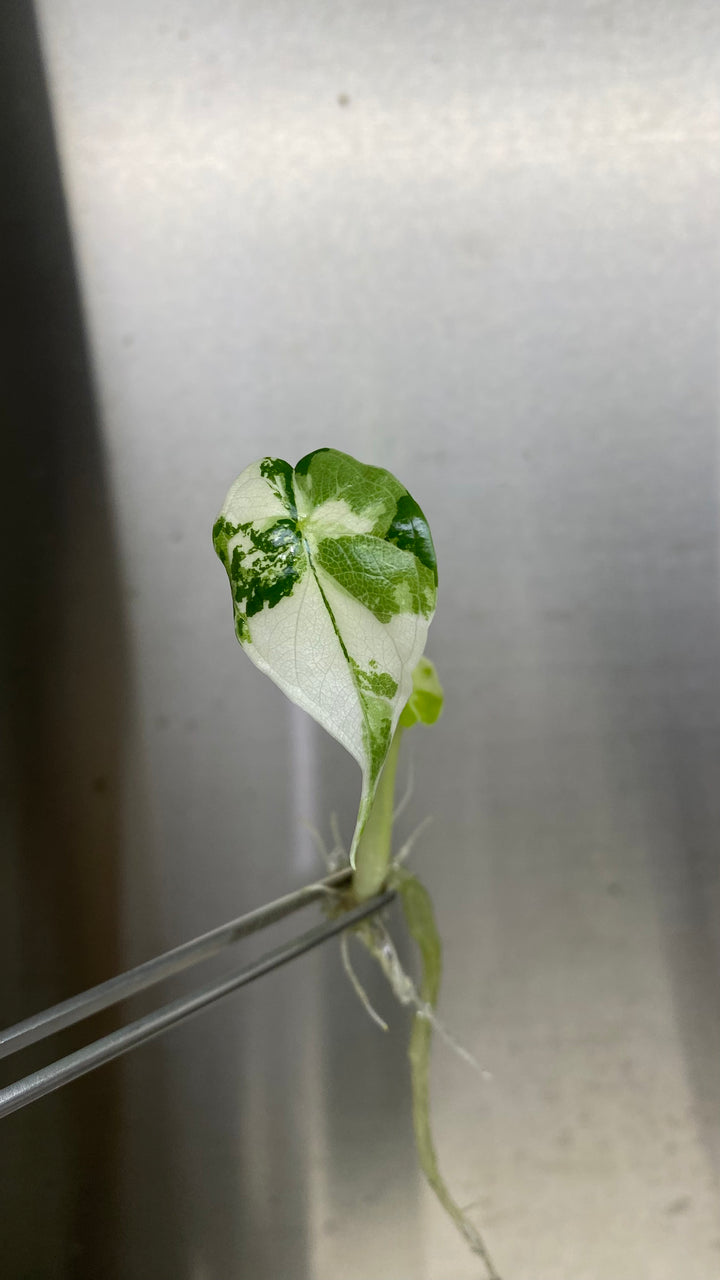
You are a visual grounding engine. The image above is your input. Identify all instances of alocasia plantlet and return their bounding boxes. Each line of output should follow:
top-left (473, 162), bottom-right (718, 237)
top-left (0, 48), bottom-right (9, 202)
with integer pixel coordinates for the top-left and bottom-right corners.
top-left (214, 448), bottom-right (501, 1279)
top-left (213, 447), bottom-right (438, 871)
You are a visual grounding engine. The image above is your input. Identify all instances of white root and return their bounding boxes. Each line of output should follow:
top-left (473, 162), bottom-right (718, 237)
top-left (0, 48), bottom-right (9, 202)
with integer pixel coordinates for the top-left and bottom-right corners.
top-left (328, 811), bottom-right (345, 868)
top-left (359, 919), bottom-right (491, 1081)
top-left (340, 933), bottom-right (389, 1032)
top-left (393, 815), bottom-right (433, 865)
top-left (393, 757), bottom-right (415, 821)
top-left (302, 819), bottom-right (331, 867)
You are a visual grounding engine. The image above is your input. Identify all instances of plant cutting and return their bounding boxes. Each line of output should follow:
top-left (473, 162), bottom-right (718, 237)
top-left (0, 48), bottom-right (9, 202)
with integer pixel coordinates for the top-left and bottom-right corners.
top-left (213, 447), bottom-right (501, 1278)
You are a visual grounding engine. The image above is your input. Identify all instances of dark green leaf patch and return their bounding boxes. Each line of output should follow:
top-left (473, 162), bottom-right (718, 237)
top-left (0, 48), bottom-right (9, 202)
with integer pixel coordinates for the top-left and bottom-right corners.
top-left (316, 535), bottom-right (435, 623)
top-left (259, 457), bottom-right (298, 517)
top-left (223, 517), bottom-right (306, 619)
top-left (385, 494), bottom-right (438, 584)
top-left (295, 447), bottom-right (404, 522)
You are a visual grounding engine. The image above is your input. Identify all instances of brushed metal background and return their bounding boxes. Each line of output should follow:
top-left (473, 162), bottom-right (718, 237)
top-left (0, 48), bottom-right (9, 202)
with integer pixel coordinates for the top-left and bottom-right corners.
top-left (3, 1), bottom-right (720, 1276)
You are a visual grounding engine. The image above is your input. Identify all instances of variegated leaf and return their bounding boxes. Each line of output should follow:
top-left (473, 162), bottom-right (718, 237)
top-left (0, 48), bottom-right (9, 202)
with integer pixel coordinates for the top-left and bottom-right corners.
top-left (213, 448), bottom-right (438, 861)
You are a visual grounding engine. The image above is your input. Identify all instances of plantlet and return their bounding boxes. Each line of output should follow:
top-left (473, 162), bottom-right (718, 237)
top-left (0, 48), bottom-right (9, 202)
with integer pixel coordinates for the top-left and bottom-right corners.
top-left (214, 447), bottom-right (500, 1278)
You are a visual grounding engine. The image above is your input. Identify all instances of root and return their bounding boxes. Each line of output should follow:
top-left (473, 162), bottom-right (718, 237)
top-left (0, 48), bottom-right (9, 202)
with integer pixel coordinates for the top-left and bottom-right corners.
top-left (320, 808), bottom-right (502, 1276)
top-left (361, 869), bottom-right (503, 1280)
top-left (340, 932), bottom-right (389, 1032)
top-left (393, 815), bottom-right (433, 866)
top-left (328, 811), bottom-right (346, 868)
top-left (408, 1010), bottom-right (502, 1278)
top-left (354, 918), bottom-right (491, 1079)
top-left (393, 757), bottom-right (415, 821)
top-left (302, 818), bottom-right (330, 867)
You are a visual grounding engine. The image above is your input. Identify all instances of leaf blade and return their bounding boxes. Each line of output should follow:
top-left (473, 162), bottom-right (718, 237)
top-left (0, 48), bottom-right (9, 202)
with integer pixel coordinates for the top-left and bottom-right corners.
top-left (214, 449), bottom-right (437, 859)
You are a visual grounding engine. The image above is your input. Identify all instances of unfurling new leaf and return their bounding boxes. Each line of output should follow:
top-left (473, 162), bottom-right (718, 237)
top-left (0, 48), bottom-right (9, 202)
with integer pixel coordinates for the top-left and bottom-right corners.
top-left (213, 448), bottom-right (438, 861)
top-left (399, 655), bottom-right (444, 729)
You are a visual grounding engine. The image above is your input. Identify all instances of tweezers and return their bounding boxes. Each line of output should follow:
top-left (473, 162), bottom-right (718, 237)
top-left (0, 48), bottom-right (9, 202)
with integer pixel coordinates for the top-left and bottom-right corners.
top-left (0, 867), bottom-right (394, 1121)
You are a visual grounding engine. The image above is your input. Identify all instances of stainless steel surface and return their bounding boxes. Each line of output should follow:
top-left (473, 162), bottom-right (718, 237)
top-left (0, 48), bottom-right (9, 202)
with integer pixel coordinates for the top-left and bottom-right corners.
top-left (0, 867), bottom-right (353, 1061)
top-left (4, 0), bottom-right (720, 1275)
top-left (0, 889), bottom-right (394, 1121)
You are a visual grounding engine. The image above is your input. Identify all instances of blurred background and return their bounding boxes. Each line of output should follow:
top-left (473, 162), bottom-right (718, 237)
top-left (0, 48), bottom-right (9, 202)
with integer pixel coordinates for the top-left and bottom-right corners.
top-left (2, 1), bottom-right (720, 1276)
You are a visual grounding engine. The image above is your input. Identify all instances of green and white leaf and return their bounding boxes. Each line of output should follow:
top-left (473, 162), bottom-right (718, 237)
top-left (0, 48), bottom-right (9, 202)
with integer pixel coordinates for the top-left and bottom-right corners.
top-left (213, 448), bottom-right (438, 861)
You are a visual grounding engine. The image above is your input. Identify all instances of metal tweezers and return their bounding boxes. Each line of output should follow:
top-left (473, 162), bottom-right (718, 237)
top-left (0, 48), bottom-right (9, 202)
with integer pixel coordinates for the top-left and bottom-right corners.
top-left (0, 867), bottom-right (393, 1121)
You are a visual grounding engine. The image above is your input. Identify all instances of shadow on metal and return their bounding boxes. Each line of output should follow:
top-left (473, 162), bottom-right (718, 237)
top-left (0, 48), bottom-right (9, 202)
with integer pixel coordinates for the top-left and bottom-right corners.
top-left (0, 5), bottom-right (176, 1276)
